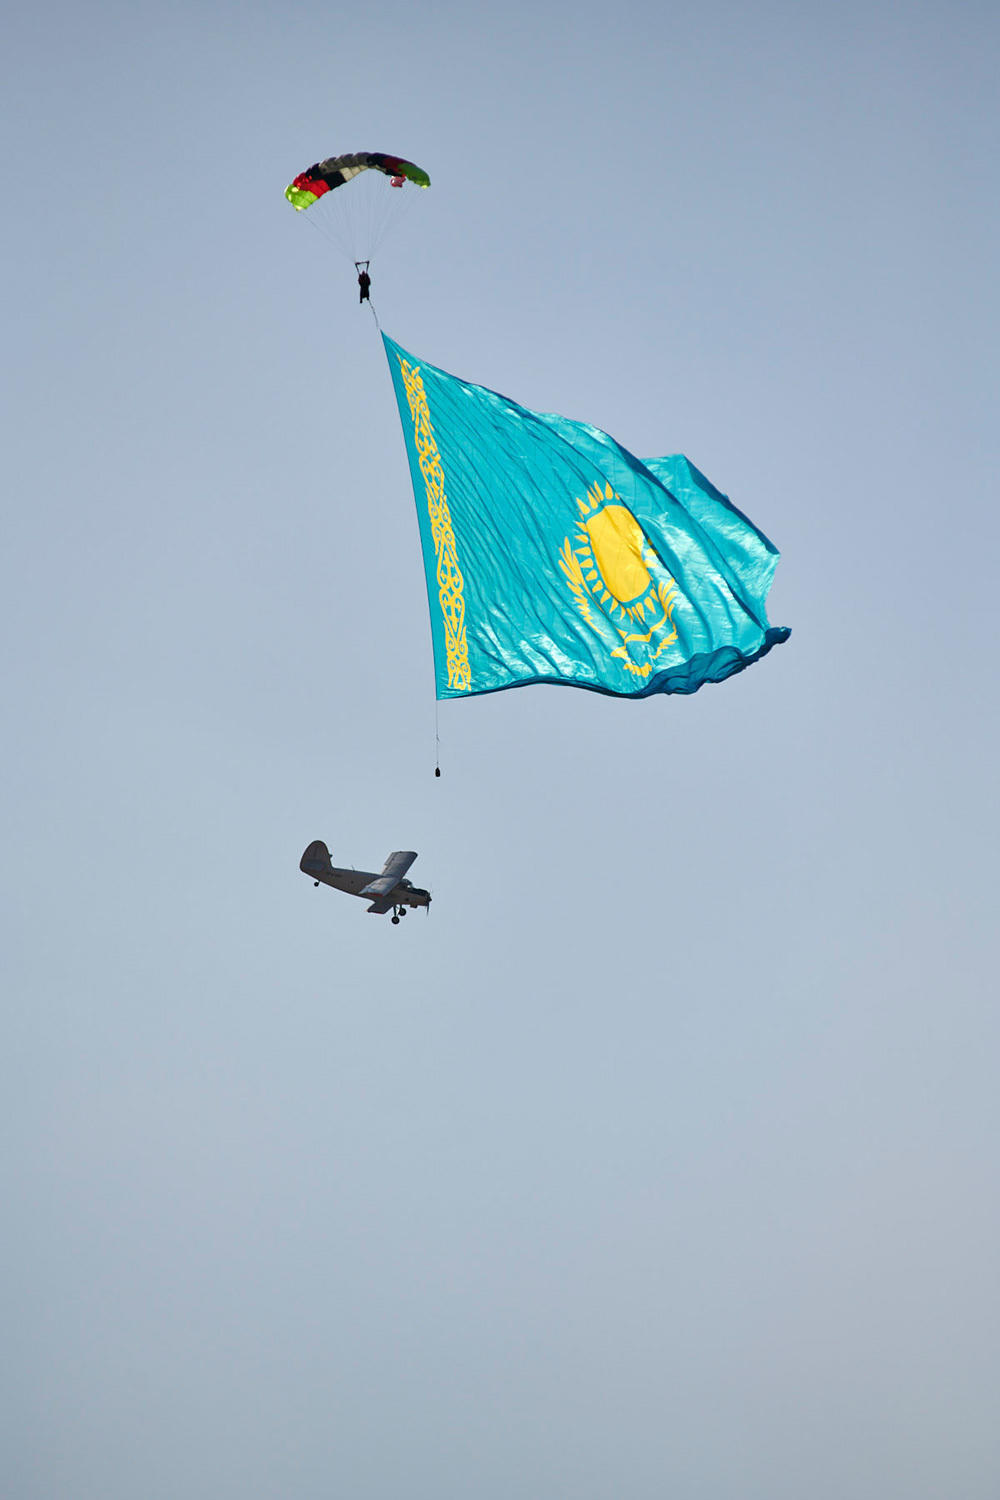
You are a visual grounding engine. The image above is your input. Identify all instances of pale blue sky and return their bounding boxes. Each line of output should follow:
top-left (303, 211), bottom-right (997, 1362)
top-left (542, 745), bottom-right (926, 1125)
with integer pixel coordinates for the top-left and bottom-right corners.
top-left (4, 2), bottom-right (999, 1496)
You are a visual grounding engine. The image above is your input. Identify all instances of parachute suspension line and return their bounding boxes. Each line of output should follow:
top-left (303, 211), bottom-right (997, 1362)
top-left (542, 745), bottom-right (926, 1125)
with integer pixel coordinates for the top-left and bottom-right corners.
top-left (301, 209), bottom-right (341, 274)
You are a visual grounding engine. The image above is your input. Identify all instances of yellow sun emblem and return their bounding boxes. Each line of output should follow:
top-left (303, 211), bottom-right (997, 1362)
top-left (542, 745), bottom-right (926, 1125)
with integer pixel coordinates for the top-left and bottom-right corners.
top-left (559, 481), bottom-right (681, 677)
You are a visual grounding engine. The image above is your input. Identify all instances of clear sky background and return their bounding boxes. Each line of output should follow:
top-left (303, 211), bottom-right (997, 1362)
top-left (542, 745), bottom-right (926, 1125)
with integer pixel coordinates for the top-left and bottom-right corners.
top-left (4, 2), bottom-right (998, 1496)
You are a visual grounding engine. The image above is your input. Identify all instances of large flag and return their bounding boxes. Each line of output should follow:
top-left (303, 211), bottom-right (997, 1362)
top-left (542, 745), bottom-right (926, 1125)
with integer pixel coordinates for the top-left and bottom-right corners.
top-left (384, 333), bottom-right (790, 700)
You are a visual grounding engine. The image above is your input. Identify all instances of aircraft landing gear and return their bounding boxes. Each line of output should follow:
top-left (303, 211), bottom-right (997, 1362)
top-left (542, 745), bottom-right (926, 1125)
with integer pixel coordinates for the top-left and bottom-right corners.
top-left (391, 904), bottom-right (407, 924)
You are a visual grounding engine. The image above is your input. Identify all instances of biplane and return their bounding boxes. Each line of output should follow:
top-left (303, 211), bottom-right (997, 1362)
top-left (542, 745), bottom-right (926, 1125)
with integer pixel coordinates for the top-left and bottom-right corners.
top-left (300, 841), bottom-right (430, 924)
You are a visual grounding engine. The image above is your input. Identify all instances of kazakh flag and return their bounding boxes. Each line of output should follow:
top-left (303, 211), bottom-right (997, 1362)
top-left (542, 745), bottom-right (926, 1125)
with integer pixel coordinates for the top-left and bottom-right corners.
top-left (384, 333), bottom-right (790, 700)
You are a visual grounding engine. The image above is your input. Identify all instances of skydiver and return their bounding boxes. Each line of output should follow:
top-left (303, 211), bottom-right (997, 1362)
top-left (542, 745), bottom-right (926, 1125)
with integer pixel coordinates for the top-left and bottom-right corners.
top-left (356, 261), bottom-right (371, 304)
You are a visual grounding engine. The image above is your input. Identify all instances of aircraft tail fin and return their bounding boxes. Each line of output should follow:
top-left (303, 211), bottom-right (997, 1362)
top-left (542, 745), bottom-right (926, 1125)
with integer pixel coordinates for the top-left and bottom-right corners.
top-left (300, 840), bottom-right (333, 877)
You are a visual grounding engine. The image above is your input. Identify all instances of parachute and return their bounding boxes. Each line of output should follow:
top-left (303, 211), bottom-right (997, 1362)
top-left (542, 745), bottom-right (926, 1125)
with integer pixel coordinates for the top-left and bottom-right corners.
top-left (285, 151), bottom-right (430, 265)
top-left (285, 152), bottom-right (431, 211)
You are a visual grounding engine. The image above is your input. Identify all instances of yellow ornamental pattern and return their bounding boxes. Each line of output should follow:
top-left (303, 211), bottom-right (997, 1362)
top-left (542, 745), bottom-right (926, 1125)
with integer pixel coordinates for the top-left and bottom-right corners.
top-left (398, 359), bottom-right (471, 692)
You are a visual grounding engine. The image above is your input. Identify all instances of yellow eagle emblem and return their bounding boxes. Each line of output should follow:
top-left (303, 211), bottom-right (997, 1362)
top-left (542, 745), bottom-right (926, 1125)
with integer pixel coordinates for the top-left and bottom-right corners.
top-left (559, 481), bottom-right (681, 678)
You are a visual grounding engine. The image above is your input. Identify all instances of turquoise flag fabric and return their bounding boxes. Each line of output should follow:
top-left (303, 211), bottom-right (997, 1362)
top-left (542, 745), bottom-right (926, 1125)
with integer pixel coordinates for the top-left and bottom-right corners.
top-left (384, 333), bottom-right (790, 700)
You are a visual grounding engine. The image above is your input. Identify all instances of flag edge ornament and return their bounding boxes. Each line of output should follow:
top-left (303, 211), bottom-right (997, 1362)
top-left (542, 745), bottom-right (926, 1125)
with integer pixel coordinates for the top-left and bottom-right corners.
top-left (397, 356), bottom-right (471, 693)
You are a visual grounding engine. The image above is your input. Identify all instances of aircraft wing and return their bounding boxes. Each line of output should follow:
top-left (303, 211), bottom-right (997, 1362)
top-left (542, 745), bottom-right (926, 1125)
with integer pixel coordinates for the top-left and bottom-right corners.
top-left (365, 897), bottom-right (395, 915)
top-left (360, 850), bottom-right (417, 899)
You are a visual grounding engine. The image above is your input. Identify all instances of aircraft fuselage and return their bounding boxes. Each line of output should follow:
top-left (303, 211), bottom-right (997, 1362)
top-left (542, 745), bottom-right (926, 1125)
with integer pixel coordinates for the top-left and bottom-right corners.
top-left (321, 865), bottom-right (430, 909)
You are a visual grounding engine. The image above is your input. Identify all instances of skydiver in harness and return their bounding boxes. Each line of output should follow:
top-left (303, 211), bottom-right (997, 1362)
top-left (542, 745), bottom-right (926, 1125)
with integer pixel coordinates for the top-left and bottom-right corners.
top-left (356, 261), bottom-right (371, 304)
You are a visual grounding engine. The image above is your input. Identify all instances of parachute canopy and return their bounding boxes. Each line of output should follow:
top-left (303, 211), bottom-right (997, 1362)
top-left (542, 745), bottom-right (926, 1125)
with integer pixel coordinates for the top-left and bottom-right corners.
top-left (285, 152), bottom-right (431, 211)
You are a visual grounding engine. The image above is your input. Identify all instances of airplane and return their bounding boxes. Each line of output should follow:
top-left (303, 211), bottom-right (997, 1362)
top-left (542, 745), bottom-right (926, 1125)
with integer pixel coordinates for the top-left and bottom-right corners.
top-left (299, 841), bottom-right (431, 924)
